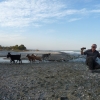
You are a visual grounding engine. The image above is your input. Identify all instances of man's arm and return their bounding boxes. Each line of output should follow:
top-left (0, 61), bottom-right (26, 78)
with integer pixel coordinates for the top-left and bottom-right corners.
top-left (81, 49), bottom-right (84, 55)
top-left (80, 47), bottom-right (86, 55)
top-left (97, 52), bottom-right (100, 58)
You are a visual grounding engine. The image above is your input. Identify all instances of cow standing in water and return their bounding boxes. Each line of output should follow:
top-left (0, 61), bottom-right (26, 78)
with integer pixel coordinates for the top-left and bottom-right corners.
top-left (7, 52), bottom-right (22, 64)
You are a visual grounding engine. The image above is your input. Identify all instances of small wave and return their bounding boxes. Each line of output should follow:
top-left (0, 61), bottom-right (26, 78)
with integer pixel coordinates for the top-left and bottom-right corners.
top-left (61, 51), bottom-right (74, 53)
top-left (61, 51), bottom-right (80, 56)
top-left (69, 58), bottom-right (86, 63)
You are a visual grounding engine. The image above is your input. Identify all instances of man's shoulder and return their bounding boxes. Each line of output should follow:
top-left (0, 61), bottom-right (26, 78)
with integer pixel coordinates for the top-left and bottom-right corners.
top-left (85, 49), bottom-right (91, 52)
top-left (83, 49), bottom-right (91, 55)
top-left (86, 49), bottom-right (99, 53)
top-left (95, 50), bottom-right (99, 53)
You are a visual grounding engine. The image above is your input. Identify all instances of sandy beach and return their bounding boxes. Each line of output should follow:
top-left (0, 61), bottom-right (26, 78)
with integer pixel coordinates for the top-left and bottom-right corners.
top-left (0, 51), bottom-right (100, 100)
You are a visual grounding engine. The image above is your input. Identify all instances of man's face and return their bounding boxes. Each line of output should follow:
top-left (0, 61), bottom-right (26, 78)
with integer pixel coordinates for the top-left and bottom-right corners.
top-left (91, 45), bottom-right (96, 51)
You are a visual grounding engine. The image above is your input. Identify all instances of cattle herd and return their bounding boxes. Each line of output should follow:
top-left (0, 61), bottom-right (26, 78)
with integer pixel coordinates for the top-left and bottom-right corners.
top-left (7, 52), bottom-right (51, 64)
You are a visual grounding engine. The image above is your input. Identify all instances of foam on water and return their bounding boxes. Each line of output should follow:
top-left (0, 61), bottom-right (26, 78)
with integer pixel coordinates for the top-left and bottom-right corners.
top-left (61, 50), bottom-right (80, 54)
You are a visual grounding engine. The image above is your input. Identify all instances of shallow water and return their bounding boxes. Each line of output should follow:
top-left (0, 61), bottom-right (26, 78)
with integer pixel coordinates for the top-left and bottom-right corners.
top-left (0, 57), bottom-right (50, 63)
top-left (0, 57), bottom-right (30, 63)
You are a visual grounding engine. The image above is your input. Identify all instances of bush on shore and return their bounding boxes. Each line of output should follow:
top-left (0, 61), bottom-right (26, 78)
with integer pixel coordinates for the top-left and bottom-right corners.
top-left (0, 44), bottom-right (26, 51)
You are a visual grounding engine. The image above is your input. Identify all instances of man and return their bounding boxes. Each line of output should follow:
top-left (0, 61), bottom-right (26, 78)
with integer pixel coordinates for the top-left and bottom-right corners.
top-left (81, 44), bottom-right (100, 70)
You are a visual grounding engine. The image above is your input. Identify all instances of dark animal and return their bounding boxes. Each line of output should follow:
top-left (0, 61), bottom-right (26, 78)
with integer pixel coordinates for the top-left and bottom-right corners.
top-left (7, 52), bottom-right (22, 64)
top-left (26, 54), bottom-right (35, 63)
top-left (31, 54), bottom-right (42, 61)
top-left (42, 53), bottom-right (51, 60)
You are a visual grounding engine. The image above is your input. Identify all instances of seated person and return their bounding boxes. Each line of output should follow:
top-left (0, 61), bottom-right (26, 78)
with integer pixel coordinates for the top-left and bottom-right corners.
top-left (81, 44), bottom-right (100, 70)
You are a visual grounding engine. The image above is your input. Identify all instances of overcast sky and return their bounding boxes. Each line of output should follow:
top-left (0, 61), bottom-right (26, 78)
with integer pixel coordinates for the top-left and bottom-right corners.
top-left (0, 0), bottom-right (100, 50)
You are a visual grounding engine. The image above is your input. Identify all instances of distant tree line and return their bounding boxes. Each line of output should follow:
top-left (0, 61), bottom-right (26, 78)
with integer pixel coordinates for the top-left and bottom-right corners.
top-left (0, 44), bottom-right (27, 51)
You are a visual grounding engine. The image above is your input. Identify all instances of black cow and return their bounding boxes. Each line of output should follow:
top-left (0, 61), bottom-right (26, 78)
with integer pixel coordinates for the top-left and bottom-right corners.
top-left (42, 53), bottom-right (51, 60)
top-left (7, 52), bottom-right (22, 64)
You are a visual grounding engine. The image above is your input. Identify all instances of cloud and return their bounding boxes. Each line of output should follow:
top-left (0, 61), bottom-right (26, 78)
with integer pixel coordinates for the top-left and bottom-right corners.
top-left (68, 18), bottom-right (82, 22)
top-left (95, 4), bottom-right (100, 8)
top-left (0, 0), bottom-right (66, 27)
top-left (91, 10), bottom-right (100, 13)
top-left (0, 0), bottom-right (100, 27)
top-left (0, 33), bottom-right (26, 41)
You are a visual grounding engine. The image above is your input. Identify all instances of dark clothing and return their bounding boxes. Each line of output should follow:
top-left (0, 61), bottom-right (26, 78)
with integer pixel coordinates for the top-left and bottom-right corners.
top-left (84, 49), bottom-right (100, 60)
top-left (84, 49), bottom-right (100, 70)
top-left (86, 57), bottom-right (99, 70)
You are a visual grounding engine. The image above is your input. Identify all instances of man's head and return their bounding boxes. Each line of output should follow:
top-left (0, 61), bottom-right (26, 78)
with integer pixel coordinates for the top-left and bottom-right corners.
top-left (91, 44), bottom-right (97, 51)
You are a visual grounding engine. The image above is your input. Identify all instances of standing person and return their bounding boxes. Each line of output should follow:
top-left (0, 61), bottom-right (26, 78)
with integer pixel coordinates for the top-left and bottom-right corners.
top-left (81, 44), bottom-right (100, 71)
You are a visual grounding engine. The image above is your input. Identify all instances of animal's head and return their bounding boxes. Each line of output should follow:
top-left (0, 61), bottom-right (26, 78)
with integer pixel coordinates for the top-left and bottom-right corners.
top-left (31, 54), bottom-right (36, 57)
top-left (26, 54), bottom-right (29, 57)
top-left (31, 54), bottom-right (34, 56)
top-left (7, 52), bottom-right (11, 58)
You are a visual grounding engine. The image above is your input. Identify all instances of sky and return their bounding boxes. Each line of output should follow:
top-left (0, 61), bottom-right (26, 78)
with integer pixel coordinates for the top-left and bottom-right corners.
top-left (0, 0), bottom-right (100, 50)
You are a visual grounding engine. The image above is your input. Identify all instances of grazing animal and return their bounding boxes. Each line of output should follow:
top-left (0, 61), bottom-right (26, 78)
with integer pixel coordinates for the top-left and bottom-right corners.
top-left (26, 54), bottom-right (35, 63)
top-left (31, 54), bottom-right (42, 61)
top-left (42, 53), bottom-right (51, 60)
top-left (7, 52), bottom-right (22, 64)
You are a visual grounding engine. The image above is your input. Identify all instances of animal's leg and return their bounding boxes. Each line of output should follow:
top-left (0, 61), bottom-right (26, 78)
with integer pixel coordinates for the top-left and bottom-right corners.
top-left (44, 57), bottom-right (45, 61)
top-left (13, 60), bottom-right (15, 63)
top-left (29, 59), bottom-right (31, 63)
top-left (10, 60), bottom-right (12, 64)
top-left (20, 59), bottom-right (22, 64)
top-left (46, 57), bottom-right (48, 61)
top-left (48, 55), bottom-right (50, 60)
top-left (42, 57), bottom-right (45, 61)
top-left (31, 60), bottom-right (32, 63)
top-left (33, 58), bottom-right (35, 62)
top-left (42, 57), bottom-right (43, 60)
top-left (28, 59), bottom-right (31, 63)
top-left (31, 59), bottom-right (33, 63)
top-left (16, 60), bottom-right (18, 63)
top-left (18, 59), bottom-right (22, 64)
top-left (34, 58), bottom-right (36, 62)
top-left (45, 57), bottom-right (47, 61)
top-left (18, 60), bottom-right (20, 64)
